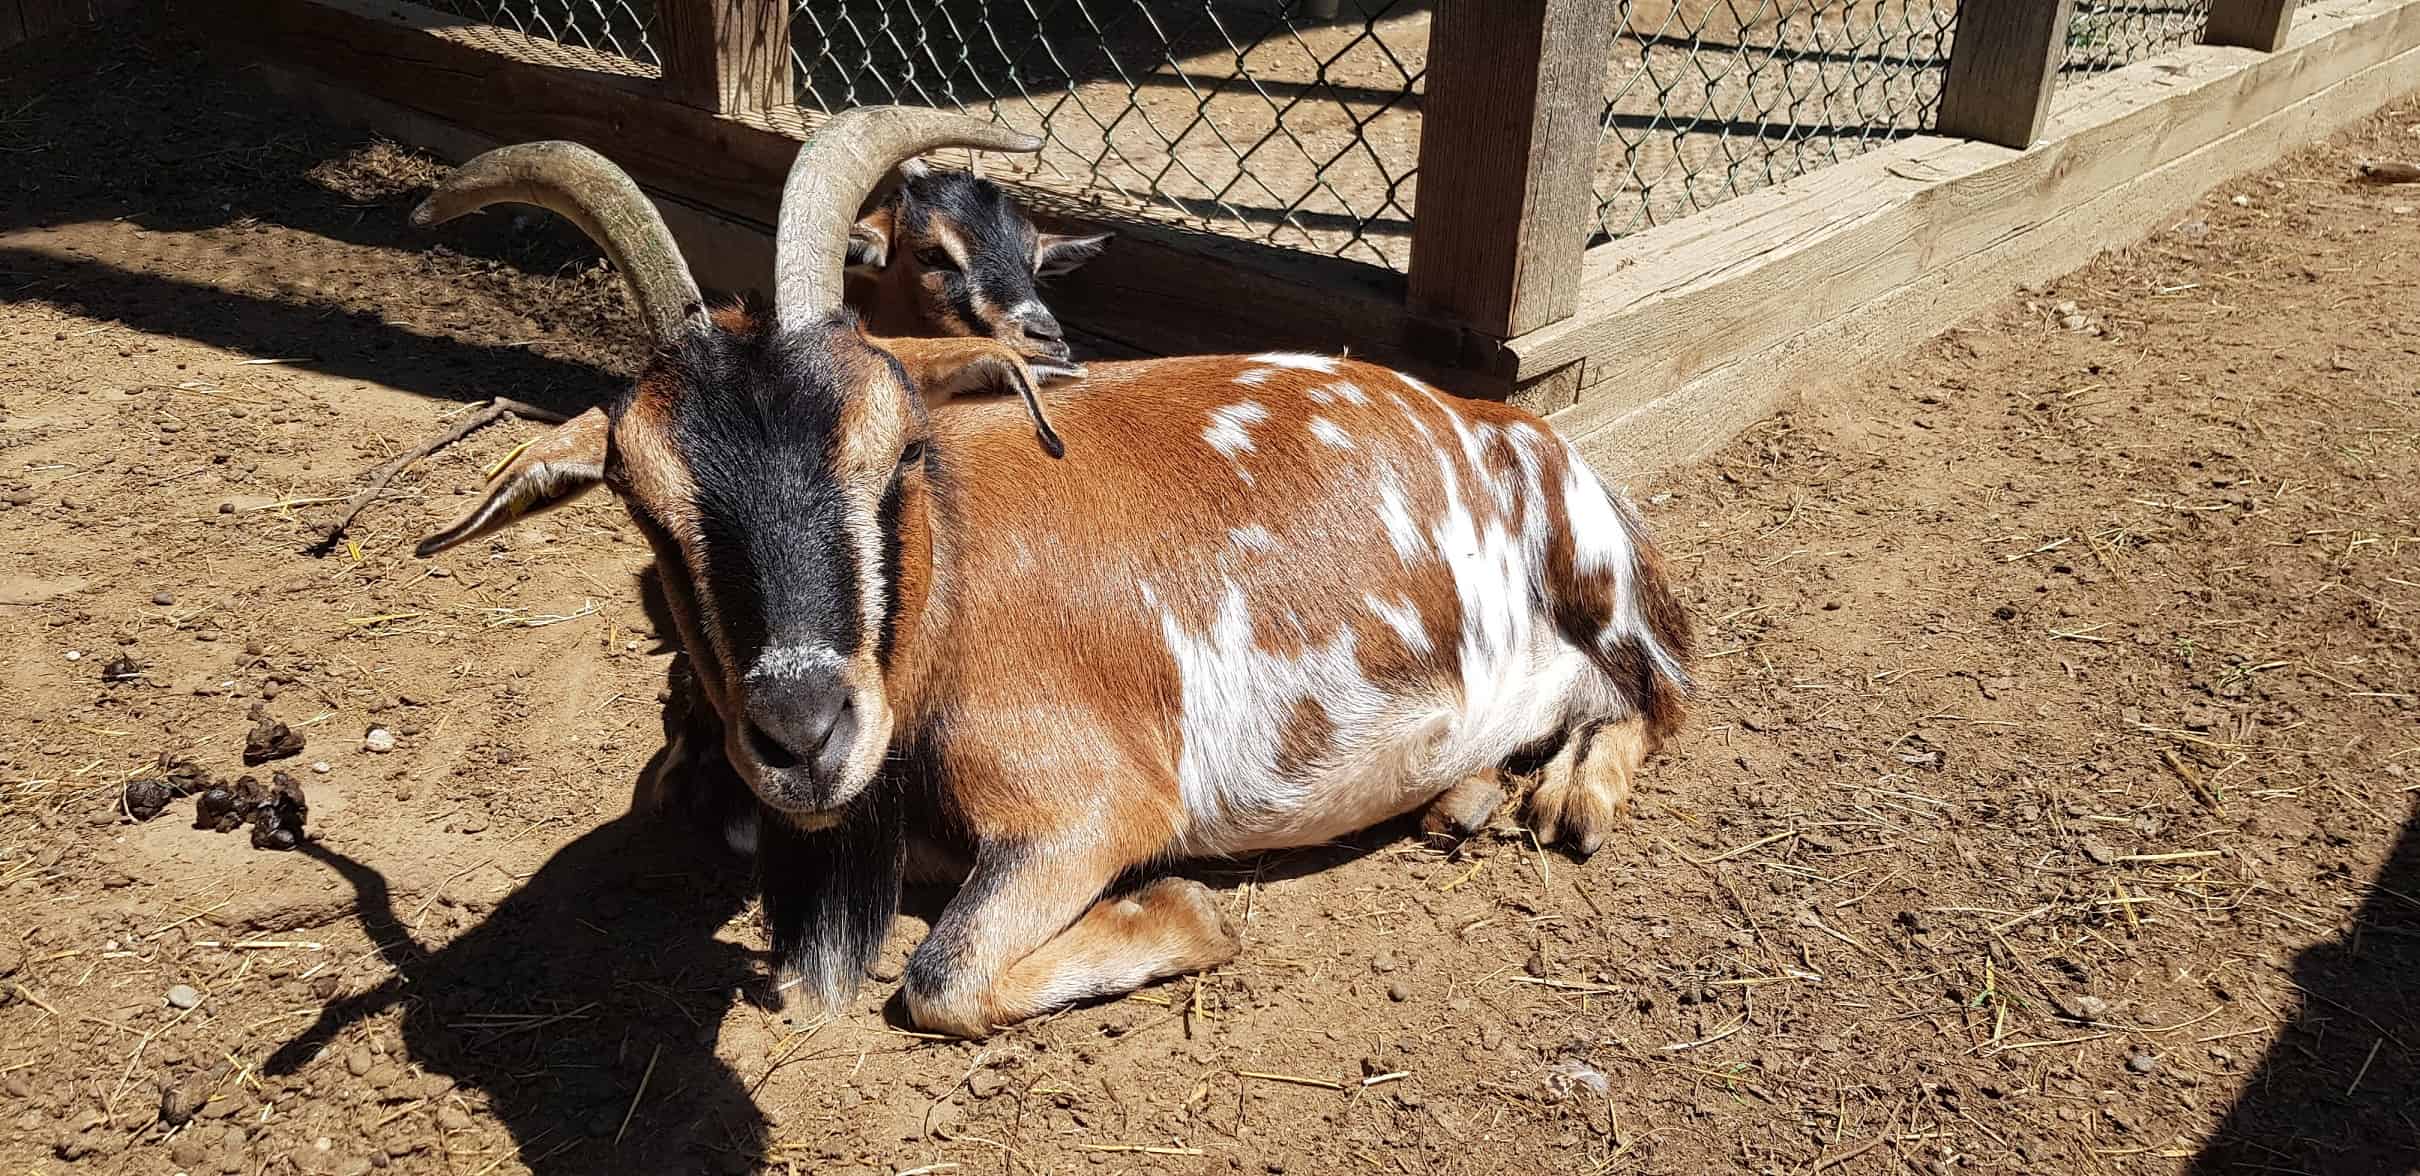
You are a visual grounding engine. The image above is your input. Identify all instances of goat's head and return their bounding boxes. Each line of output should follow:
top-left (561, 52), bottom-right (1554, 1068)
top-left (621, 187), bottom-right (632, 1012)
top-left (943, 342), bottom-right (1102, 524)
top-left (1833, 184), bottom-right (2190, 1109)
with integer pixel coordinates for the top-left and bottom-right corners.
top-left (409, 113), bottom-right (1062, 827)
top-left (847, 158), bottom-right (1108, 370)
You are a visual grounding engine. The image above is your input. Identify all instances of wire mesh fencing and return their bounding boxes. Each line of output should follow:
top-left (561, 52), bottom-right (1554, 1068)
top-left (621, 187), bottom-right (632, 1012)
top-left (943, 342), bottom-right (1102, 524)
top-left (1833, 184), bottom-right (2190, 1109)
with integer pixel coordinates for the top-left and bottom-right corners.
top-left (392, 0), bottom-right (2238, 273)
top-left (418, 0), bottom-right (660, 66)
top-left (1589, 1), bottom-right (1958, 244)
top-left (788, 0), bottom-right (1427, 270)
top-left (2063, 0), bottom-right (2211, 73)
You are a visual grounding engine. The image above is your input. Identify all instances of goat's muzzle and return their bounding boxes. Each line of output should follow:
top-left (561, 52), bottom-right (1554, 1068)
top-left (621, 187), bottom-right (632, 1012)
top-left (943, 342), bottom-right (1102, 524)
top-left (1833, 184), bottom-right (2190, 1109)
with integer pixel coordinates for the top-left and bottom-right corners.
top-left (732, 668), bottom-right (863, 823)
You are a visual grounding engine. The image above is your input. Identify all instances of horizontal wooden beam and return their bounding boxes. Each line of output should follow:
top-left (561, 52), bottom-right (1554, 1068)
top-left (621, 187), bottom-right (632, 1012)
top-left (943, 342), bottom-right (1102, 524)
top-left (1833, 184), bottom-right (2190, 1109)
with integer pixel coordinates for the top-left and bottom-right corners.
top-left (180, 0), bottom-right (1434, 382)
top-left (1529, 0), bottom-right (2420, 476)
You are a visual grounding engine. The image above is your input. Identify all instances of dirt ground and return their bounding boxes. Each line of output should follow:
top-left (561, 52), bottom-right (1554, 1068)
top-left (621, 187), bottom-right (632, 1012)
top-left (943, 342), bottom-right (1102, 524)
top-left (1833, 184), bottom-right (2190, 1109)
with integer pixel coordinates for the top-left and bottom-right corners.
top-left (5, 21), bottom-right (2420, 1176)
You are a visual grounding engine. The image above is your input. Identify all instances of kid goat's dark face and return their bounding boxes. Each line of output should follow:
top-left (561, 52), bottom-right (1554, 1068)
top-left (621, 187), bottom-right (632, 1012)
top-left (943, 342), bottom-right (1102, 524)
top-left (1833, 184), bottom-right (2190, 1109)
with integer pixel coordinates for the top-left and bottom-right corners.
top-left (610, 315), bottom-right (916, 825)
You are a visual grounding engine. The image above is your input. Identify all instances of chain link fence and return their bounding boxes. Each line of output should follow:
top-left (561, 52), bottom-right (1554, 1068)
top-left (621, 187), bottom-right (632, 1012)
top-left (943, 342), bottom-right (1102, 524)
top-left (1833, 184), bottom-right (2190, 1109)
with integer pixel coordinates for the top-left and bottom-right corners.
top-left (2064, 0), bottom-right (2212, 73)
top-left (418, 0), bottom-right (659, 66)
top-left (1589, 1), bottom-right (1958, 244)
top-left (788, 0), bottom-right (1426, 270)
top-left (397, 0), bottom-right (2231, 272)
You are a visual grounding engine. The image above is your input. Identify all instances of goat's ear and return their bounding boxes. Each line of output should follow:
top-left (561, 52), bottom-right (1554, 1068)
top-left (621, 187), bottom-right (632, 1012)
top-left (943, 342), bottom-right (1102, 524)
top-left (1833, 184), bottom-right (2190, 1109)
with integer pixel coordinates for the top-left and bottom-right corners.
top-left (414, 408), bottom-right (610, 557)
top-left (847, 206), bottom-right (894, 271)
top-left (877, 337), bottom-right (1065, 459)
top-left (1034, 230), bottom-right (1110, 278)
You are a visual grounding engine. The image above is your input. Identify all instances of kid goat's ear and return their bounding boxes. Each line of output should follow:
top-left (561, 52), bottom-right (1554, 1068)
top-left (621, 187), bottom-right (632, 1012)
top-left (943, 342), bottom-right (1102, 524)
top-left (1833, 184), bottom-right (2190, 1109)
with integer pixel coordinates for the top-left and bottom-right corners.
top-left (1033, 230), bottom-right (1110, 278)
top-left (878, 337), bottom-right (1065, 459)
top-left (846, 205), bottom-right (895, 271)
top-left (414, 407), bottom-right (611, 557)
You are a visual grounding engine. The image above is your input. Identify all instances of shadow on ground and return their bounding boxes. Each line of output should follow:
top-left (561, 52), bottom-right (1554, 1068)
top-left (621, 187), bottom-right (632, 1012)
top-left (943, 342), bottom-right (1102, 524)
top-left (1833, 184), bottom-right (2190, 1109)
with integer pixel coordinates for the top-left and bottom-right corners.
top-left (263, 798), bottom-right (773, 1174)
top-left (2189, 799), bottom-right (2420, 1173)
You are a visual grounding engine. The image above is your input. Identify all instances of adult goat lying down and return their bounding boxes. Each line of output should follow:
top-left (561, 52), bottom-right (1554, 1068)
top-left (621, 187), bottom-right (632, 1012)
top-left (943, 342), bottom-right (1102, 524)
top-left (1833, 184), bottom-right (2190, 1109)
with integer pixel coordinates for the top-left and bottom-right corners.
top-left (409, 106), bottom-right (1695, 1039)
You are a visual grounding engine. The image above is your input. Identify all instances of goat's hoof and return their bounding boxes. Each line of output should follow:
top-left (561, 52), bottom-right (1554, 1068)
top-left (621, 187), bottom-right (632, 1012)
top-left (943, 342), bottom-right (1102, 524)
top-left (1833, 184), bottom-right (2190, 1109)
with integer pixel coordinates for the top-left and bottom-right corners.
top-left (1527, 721), bottom-right (1647, 859)
top-left (1420, 772), bottom-right (1508, 842)
top-left (1132, 877), bottom-right (1243, 968)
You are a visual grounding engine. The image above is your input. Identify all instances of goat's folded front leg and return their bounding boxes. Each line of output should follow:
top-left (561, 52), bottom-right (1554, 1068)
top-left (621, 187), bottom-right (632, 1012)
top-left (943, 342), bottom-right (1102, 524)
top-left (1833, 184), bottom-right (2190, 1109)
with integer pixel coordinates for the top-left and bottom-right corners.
top-left (900, 794), bottom-right (1233, 1038)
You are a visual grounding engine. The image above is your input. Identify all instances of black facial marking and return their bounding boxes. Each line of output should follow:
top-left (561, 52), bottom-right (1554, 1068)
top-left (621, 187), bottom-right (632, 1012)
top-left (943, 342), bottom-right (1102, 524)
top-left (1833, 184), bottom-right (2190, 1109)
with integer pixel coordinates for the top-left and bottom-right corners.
top-left (655, 315), bottom-right (875, 673)
top-left (897, 170), bottom-right (1044, 333)
top-left (875, 467), bottom-right (905, 667)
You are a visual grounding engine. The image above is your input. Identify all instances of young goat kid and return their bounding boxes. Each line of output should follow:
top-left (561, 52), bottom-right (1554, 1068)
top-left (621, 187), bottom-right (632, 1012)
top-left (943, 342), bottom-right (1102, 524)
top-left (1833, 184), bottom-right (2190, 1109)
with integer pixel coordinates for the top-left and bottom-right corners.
top-left (412, 106), bottom-right (1694, 1040)
top-left (847, 157), bottom-right (1108, 373)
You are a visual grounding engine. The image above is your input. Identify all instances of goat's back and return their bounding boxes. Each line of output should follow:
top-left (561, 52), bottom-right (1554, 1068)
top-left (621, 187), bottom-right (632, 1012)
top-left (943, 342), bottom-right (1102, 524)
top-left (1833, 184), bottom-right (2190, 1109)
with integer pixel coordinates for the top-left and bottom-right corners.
top-left (924, 354), bottom-right (1690, 853)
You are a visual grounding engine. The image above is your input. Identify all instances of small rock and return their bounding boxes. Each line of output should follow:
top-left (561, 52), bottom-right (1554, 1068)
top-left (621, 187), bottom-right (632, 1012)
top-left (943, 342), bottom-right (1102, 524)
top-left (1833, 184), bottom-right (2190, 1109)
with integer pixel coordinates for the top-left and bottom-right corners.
top-left (363, 728), bottom-right (397, 754)
top-left (1523, 948), bottom-right (1548, 978)
top-left (2060, 313), bottom-right (2090, 331)
top-left (968, 1069), bottom-right (1010, 1099)
top-left (434, 1104), bottom-right (473, 1132)
top-left (2080, 839), bottom-right (2119, 866)
top-left (2127, 1052), bottom-right (2159, 1075)
top-left (2229, 194), bottom-right (2251, 207)
top-left (171, 1136), bottom-right (211, 1168)
top-left (1370, 949), bottom-right (1398, 974)
top-left (2062, 994), bottom-right (2111, 1022)
top-left (311, 761), bottom-right (331, 774)
top-left (1386, 981), bottom-right (1412, 1003)
top-left (345, 1047), bottom-right (374, 1077)
top-left (166, 984), bottom-right (202, 1010)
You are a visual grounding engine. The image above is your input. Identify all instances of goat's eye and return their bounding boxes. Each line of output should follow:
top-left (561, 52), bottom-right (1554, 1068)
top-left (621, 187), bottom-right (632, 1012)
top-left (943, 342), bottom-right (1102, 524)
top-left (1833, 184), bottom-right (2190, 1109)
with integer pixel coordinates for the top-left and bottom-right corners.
top-left (898, 439), bottom-right (927, 468)
top-left (915, 247), bottom-right (959, 273)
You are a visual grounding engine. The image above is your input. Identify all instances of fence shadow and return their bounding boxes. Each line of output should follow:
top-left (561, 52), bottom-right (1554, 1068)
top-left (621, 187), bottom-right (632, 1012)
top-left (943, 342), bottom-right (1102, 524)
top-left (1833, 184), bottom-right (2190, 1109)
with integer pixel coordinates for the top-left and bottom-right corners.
top-left (2187, 799), bottom-right (2420, 1173)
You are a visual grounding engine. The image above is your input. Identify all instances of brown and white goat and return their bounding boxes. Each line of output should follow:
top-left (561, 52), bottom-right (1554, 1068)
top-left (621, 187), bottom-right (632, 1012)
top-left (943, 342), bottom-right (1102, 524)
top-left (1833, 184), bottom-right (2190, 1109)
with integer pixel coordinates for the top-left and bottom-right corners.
top-left (410, 107), bottom-right (1694, 1039)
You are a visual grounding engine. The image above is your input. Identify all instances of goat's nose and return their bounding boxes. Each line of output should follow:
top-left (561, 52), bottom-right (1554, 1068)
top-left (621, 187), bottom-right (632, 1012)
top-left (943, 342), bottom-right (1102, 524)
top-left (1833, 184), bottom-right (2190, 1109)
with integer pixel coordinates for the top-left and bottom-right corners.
top-left (741, 677), bottom-right (854, 778)
top-left (1019, 310), bottom-right (1064, 343)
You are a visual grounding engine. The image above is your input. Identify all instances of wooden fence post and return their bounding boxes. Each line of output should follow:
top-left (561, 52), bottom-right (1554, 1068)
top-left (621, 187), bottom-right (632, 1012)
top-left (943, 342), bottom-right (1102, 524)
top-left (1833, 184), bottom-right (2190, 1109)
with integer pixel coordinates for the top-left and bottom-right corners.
top-left (1936, 0), bottom-right (2076, 149)
top-left (2206, 0), bottom-right (2299, 51)
top-left (658, 0), bottom-right (792, 115)
top-left (1407, 0), bottom-right (1619, 353)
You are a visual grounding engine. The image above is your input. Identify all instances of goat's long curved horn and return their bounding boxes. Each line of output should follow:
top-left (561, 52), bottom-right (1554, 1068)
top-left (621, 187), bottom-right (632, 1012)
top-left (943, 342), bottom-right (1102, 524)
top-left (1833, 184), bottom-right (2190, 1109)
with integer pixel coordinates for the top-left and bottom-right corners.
top-left (775, 107), bottom-right (1042, 325)
top-left (411, 142), bottom-right (705, 345)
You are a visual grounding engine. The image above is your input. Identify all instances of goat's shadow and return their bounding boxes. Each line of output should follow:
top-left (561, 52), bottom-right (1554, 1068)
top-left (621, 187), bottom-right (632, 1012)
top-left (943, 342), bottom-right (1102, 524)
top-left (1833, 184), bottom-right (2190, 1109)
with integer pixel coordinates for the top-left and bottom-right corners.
top-left (267, 571), bottom-right (776, 1174)
top-left (264, 805), bottom-right (771, 1174)
top-left (2187, 798), bottom-right (2420, 1173)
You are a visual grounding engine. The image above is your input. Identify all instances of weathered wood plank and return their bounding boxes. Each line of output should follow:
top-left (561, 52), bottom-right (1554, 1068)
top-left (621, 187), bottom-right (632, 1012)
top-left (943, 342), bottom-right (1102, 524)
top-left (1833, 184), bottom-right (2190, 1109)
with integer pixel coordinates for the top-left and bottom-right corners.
top-left (1406, 0), bottom-right (1617, 339)
top-left (1551, 3), bottom-right (2420, 477)
top-left (2208, 0), bottom-right (2301, 50)
top-left (1936, 0), bottom-right (2077, 148)
top-left (657, 0), bottom-right (791, 115)
top-left (1513, 0), bottom-right (2420, 434)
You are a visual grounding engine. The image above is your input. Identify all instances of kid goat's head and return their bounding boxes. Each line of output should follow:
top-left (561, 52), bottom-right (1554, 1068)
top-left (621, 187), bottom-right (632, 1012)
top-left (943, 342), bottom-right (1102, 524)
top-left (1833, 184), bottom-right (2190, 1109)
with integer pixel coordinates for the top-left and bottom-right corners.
top-left (408, 110), bottom-right (1062, 826)
top-left (848, 159), bottom-right (1108, 371)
